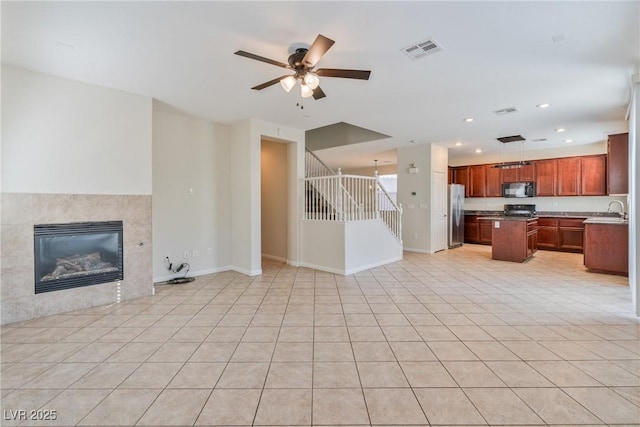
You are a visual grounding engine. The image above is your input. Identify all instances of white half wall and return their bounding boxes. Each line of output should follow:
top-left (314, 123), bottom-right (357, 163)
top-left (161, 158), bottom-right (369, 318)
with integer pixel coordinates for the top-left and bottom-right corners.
top-left (152, 102), bottom-right (232, 281)
top-left (1, 65), bottom-right (152, 195)
top-left (300, 220), bottom-right (402, 275)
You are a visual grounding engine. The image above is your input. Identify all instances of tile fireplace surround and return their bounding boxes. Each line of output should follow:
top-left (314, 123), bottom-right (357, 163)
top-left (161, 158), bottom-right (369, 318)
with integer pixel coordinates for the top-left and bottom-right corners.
top-left (1, 193), bottom-right (153, 324)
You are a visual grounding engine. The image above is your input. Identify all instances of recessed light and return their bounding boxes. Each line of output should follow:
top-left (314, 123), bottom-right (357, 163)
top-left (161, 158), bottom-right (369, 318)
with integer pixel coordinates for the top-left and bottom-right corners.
top-left (455, 142), bottom-right (462, 146)
top-left (564, 139), bottom-right (573, 143)
top-left (463, 117), bottom-right (474, 122)
top-left (555, 128), bottom-right (566, 132)
top-left (536, 103), bottom-right (550, 108)
top-left (474, 148), bottom-right (482, 153)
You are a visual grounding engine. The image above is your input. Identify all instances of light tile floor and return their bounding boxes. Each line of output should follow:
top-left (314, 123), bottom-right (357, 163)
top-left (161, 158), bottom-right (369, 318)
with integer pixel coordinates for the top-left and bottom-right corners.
top-left (2, 245), bottom-right (639, 426)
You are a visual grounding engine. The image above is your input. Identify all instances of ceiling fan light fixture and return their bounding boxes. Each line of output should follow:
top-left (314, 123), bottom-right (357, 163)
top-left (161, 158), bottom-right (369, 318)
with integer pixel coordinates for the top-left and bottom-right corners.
top-left (280, 76), bottom-right (296, 92)
top-left (303, 72), bottom-right (320, 89)
top-left (300, 83), bottom-right (313, 98)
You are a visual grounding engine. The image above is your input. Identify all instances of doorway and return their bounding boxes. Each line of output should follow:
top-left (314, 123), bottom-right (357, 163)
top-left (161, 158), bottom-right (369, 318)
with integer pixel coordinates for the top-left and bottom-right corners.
top-left (260, 138), bottom-right (290, 264)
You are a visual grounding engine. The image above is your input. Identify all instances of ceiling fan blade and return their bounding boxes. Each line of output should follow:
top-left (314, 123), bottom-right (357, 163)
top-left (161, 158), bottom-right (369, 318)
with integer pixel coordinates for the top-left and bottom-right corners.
top-left (312, 86), bottom-right (326, 100)
top-left (316, 68), bottom-right (371, 80)
top-left (234, 50), bottom-right (289, 68)
top-left (251, 75), bottom-right (291, 90)
top-left (302, 34), bottom-right (335, 68)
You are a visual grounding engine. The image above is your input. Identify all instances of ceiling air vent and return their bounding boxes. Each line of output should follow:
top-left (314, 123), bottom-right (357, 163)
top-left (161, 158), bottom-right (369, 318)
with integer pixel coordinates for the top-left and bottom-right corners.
top-left (497, 135), bottom-right (526, 143)
top-left (402, 38), bottom-right (443, 60)
top-left (494, 107), bottom-right (518, 116)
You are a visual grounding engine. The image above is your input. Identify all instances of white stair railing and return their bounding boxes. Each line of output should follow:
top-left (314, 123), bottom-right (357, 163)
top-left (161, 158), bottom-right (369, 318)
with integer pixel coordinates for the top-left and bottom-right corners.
top-left (305, 148), bottom-right (334, 177)
top-left (304, 173), bottom-right (403, 242)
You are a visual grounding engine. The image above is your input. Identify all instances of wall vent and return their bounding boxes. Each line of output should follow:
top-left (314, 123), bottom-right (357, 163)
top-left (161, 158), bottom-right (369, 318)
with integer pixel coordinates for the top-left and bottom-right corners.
top-left (494, 107), bottom-right (518, 115)
top-left (497, 135), bottom-right (526, 143)
top-left (402, 38), bottom-right (443, 60)
top-left (532, 138), bottom-right (547, 142)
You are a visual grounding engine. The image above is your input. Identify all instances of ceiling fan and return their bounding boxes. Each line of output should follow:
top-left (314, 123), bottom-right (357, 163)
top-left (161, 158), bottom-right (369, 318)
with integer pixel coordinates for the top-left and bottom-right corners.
top-left (234, 34), bottom-right (371, 100)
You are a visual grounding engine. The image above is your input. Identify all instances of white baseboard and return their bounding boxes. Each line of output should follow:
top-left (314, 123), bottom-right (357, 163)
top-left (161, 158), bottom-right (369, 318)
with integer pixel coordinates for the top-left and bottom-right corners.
top-left (297, 262), bottom-right (346, 275)
top-left (261, 254), bottom-right (288, 263)
top-left (230, 266), bottom-right (262, 276)
top-left (344, 255), bottom-right (404, 275)
top-left (153, 265), bottom-right (234, 284)
top-left (298, 254), bottom-right (403, 276)
top-left (403, 247), bottom-right (437, 254)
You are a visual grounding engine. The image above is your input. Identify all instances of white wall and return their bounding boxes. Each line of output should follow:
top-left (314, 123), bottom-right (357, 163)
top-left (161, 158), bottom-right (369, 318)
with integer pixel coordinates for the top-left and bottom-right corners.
top-left (1, 66), bottom-right (154, 322)
top-left (152, 102), bottom-right (232, 281)
top-left (261, 139), bottom-right (288, 261)
top-left (397, 143), bottom-right (448, 253)
top-left (1, 65), bottom-right (152, 195)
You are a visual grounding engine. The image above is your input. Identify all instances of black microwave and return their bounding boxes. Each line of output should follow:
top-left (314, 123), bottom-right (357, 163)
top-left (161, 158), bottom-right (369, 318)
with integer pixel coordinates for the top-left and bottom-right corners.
top-left (502, 182), bottom-right (535, 198)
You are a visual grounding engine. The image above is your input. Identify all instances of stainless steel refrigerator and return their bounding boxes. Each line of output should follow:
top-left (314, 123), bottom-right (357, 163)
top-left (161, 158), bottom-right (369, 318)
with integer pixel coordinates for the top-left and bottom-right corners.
top-left (448, 184), bottom-right (465, 248)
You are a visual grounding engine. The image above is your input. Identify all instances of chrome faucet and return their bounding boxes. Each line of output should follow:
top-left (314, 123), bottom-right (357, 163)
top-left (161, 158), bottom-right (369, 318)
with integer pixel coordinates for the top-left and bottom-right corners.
top-left (607, 200), bottom-right (626, 219)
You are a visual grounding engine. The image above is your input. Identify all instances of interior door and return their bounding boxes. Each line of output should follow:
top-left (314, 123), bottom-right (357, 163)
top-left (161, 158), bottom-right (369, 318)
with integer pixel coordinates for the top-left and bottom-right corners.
top-left (433, 171), bottom-right (448, 252)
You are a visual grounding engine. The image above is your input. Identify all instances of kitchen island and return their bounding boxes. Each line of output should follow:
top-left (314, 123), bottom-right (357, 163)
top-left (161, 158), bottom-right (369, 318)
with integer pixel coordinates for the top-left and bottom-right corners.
top-left (488, 217), bottom-right (538, 263)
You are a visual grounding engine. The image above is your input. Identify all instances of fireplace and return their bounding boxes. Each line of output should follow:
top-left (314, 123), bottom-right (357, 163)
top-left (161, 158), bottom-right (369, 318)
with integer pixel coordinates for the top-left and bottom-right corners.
top-left (34, 221), bottom-right (124, 294)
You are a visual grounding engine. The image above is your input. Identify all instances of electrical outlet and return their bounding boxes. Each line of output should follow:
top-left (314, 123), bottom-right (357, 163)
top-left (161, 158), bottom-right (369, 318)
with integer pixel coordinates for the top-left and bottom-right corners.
top-left (206, 248), bottom-right (212, 256)
top-left (183, 250), bottom-right (189, 259)
top-left (192, 249), bottom-right (199, 258)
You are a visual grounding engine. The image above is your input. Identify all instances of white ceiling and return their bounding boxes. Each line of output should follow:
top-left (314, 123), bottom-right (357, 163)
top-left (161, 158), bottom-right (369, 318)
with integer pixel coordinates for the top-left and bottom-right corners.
top-left (2, 1), bottom-right (638, 170)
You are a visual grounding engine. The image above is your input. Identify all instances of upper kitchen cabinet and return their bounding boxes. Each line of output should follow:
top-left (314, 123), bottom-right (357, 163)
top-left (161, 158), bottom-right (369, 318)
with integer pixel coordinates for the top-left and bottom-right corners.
top-left (501, 163), bottom-right (535, 183)
top-left (535, 159), bottom-right (557, 196)
top-left (485, 165), bottom-right (502, 197)
top-left (451, 166), bottom-right (470, 197)
top-left (607, 132), bottom-right (628, 195)
top-left (469, 165), bottom-right (486, 197)
top-left (556, 157), bottom-right (581, 196)
top-left (581, 155), bottom-right (607, 196)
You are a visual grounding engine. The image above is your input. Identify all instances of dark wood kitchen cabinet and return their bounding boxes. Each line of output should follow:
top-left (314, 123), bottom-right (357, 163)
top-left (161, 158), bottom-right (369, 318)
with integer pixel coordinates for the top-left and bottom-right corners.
top-left (485, 165), bottom-right (502, 197)
top-left (451, 167), bottom-right (470, 197)
top-left (535, 159), bottom-right (557, 196)
top-left (584, 222), bottom-right (628, 276)
top-left (464, 215), bottom-right (479, 243)
top-left (558, 218), bottom-right (585, 252)
top-left (581, 155), bottom-right (607, 196)
top-left (478, 218), bottom-right (493, 244)
top-left (556, 157), bottom-right (581, 196)
top-left (527, 219), bottom-right (538, 258)
top-left (502, 163), bottom-right (535, 183)
top-left (608, 132), bottom-right (629, 195)
top-left (536, 216), bottom-right (586, 253)
top-left (536, 217), bottom-right (559, 250)
top-left (469, 165), bottom-right (486, 197)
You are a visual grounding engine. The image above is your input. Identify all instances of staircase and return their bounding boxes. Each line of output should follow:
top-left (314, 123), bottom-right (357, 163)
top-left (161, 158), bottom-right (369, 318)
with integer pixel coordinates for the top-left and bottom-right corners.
top-left (304, 148), bottom-right (402, 242)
